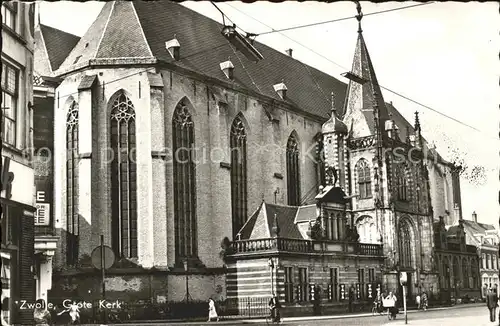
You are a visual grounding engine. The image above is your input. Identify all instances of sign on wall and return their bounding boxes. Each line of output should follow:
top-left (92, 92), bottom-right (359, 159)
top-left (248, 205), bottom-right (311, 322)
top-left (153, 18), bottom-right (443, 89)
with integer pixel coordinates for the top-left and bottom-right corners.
top-left (34, 178), bottom-right (52, 226)
top-left (34, 203), bottom-right (50, 226)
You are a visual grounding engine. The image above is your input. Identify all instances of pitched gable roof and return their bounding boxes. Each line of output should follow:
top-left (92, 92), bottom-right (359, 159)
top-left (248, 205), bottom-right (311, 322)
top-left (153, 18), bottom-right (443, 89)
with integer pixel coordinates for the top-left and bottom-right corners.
top-left (239, 202), bottom-right (302, 240)
top-left (39, 24), bottom-right (80, 71)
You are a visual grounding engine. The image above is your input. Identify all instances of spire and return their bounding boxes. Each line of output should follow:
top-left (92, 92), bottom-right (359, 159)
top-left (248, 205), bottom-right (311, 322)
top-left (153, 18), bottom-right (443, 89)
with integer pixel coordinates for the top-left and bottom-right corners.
top-left (331, 92), bottom-right (337, 117)
top-left (355, 1), bottom-right (363, 33)
top-left (341, 2), bottom-right (390, 139)
top-left (414, 111), bottom-right (421, 131)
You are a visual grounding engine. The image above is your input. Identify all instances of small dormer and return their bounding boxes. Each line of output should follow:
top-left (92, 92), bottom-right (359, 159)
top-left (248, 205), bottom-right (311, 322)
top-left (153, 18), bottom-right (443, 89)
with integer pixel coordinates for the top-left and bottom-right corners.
top-left (273, 81), bottom-right (287, 100)
top-left (165, 36), bottom-right (180, 60)
top-left (219, 60), bottom-right (234, 80)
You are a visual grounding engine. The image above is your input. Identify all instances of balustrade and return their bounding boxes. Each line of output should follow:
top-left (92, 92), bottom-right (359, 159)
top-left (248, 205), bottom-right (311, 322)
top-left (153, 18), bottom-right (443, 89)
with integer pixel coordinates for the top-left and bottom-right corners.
top-left (231, 238), bottom-right (383, 256)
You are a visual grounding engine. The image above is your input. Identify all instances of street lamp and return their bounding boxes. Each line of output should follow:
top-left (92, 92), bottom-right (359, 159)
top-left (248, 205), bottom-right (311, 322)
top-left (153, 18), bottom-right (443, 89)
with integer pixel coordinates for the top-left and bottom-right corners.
top-left (268, 258), bottom-right (275, 296)
top-left (183, 259), bottom-right (190, 303)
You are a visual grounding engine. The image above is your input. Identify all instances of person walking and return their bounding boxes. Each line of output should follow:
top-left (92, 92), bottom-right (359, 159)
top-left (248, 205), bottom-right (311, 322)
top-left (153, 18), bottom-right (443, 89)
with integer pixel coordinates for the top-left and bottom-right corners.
top-left (486, 288), bottom-right (499, 322)
top-left (268, 296), bottom-right (281, 323)
top-left (33, 299), bottom-right (52, 326)
top-left (385, 291), bottom-right (398, 320)
top-left (348, 286), bottom-right (355, 313)
top-left (207, 298), bottom-right (219, 322)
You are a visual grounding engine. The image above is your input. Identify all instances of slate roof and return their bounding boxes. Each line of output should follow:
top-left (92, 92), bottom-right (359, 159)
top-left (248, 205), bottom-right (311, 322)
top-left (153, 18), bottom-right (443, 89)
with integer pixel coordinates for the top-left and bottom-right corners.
top-left (342, 32), bottom-right (390, 138)
top-left (39, 24), bottom-right (80, 71)
top-left (239, 202), bottom-right (303, 240)
top-left (55, 0), bottom-right (346, 120)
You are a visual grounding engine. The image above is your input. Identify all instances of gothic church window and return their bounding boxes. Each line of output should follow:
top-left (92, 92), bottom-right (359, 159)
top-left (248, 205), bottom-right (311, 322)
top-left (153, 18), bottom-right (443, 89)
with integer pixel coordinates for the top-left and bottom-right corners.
top-left (315, 134), bottom-right (326, 187)
top-left (396, 163), bottom-right (409, 201)
top-left (286, 132), bottom-right (300, 206)
top-left (66, 101), bottom-right (79, 265)
top-left (356, 216), bottom-right (379, 244)
top-left (172, 100), bottom-right (197, 262)
top-left (110, 93), bottom-right (138, 258)
top-left (398, 218), bottom-right (413, 268)
top-left (356, 159), bottom-right (371, 199)
top-left (230, 115), bottom-right (247, 239)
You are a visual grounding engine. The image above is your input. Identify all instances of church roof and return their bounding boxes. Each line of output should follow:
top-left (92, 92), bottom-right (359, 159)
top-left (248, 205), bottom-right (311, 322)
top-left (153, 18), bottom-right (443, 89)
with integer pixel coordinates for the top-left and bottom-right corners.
top-left (342, 31), bottom-right (391, 138)
top-left (238, 202), bottom-right (303, 240)
top-left (54, 0), bottom-right (347, 120)
top-left (38, 24), bottom-right (80, 72)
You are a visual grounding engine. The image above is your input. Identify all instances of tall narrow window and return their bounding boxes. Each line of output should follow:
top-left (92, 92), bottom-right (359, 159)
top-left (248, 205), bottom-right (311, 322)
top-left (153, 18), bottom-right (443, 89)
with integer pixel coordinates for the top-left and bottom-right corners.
top-left (396, 163), bottom-right (409, 201)
top-left (297, 267), bottom-right (308, 302)
top-left (286, 133), bottom-right (300, 206)
top-left (172, 101), bottom-right (197, 263)
top-left (462, 258), bottom-right (469, 288)
top-left (1, 62), bottom-right (18, 146)
top-left (110, 93), bottom-right (137, 258)
top-left (66, 102), bottom-right (79, 265)
top-left (230, 115), bottom-right (247, 239)
top-left (357, 268), bottom-right (365, 299)
top-left (1, 2), bottom-right (17, 31)
top-left (315, 134), bottom-right (326, 187)
top-left (284, 267), bottom-right (294, 303)
top-left (356, 159), bottom-right (371, 199)
top-left (328, 268), bottom-right (338, 302)
top-left (398, 219), bottom-right (413, 268)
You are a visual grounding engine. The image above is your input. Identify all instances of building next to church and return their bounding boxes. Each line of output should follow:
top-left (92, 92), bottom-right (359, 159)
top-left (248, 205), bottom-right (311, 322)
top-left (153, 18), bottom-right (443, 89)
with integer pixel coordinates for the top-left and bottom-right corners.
top-left (32, 20), bottom-right (81, 304)
top-left (38, 0), bottom-right (475, 315)
top-left (1, 1), bottom-right (37, 324)
top-left (460, 211), bottom-right (499, 299)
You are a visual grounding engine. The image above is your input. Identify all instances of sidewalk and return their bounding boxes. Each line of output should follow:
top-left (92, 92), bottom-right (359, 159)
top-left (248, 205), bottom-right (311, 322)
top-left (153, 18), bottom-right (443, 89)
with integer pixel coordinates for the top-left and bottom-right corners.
top-left (383, 315), bottom-right (496, 326)
top-left (79, 303), bottom-right (484, 325)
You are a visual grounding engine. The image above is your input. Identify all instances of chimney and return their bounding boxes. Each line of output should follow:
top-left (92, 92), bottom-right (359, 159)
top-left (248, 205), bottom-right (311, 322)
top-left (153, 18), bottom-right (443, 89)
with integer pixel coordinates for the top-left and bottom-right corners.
top-left (273, 80), bottom-right (287, 100)
top-left (165, 36), bottom-right (180, 60)
top-left (219, 60), bottom-right (234, 79)
top-left (472, 211), bottom-right (477, 223)
top-left (285, 48), bottom-right (293, 57)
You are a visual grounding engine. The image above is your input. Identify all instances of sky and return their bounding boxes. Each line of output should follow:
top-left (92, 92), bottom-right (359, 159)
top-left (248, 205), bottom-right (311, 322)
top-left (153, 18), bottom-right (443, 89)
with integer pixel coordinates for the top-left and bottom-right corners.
top-left (37, 1), bottom-right (499, 227)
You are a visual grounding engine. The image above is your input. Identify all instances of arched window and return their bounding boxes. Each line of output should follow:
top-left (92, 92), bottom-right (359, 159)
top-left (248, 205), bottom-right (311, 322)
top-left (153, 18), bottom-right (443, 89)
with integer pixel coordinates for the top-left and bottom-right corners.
top-left (110, 93), bottom-right (137, 258)
top-left (396, 163), bottom-right (409, 201)
top-left (172, 100), bottom-right (197, 262)
top-left (398, 219), bottom-right (413, 268)
top-left (315, 134), bottom-right (326, 187)
top-left (66, 101), bottom-right (79, 265)
top-left (230, 115), bottom-right (247, 239)
top-left (355, 216), bottom-right (379, 244)
top-left (286, 133), bottom-right (300, 206)
top-left (462, 258), bottom-right (469, 288)
top-left (356, 159), bottom-right (371, 199)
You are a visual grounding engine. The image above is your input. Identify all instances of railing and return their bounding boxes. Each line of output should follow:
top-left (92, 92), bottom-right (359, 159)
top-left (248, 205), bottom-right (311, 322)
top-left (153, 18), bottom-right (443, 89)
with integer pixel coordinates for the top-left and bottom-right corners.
top-left (358, 243), bottom-right (384, 256)
top-left (231, 238), bottom-right (383, 256)
top-left (348, 135), bottom-right (375, 150)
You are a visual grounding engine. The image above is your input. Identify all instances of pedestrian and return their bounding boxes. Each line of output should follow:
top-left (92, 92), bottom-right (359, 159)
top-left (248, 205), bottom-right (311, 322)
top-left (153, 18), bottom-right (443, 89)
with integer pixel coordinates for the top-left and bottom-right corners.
top-left (416, 294), bottom-right (421, 310)
top-left (68, 301), bottom-right (80, 324)
top-left (348, 286), bottom-right (355, 312)
top-left (421, 292), bottom-right (428, 311)
top-left (208, 297), bottom-right (219, 322)
top-left (268, 296), bottom-right (281, 323)
top-left (33, 299), bottom-right (51, 326)
top-left (486, 288), bottom-right (499, 322)
top-left (385, 291), bottom-right (398, 320)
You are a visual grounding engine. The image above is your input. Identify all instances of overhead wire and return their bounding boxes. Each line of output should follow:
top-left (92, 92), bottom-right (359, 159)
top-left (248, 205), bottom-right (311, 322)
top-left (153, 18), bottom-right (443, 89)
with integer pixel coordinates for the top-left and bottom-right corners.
top-left (256, 2), bottom-right (436, 36)
top-left (224, 2), bottom-right (496, 140)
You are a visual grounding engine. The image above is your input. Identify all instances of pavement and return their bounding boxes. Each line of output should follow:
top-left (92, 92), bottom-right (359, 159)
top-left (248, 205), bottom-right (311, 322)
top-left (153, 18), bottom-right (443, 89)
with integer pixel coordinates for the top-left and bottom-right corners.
top-left (83, 302), bottom-right (486, 325)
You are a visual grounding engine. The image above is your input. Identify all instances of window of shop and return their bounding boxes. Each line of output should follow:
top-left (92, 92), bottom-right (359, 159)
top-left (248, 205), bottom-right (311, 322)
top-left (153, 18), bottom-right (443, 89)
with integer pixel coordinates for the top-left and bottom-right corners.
top-left (284, 267), bottom-right (293, 303)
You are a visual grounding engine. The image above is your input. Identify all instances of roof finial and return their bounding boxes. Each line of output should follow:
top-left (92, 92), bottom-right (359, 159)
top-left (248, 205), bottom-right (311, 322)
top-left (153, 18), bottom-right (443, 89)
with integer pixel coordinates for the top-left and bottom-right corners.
top-left (414, 111), bottom-right (421, 131)
top-left (331, 91), bottom-right (336, 117)
top-left (355, 1), bottom-right (363, 33)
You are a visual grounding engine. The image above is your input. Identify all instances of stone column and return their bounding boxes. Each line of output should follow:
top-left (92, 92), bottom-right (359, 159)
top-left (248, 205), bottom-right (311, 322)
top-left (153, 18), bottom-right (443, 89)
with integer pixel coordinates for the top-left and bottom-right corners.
top-left (38, 253), bottom-right (54, 301)
top-left (332, 213), bottom-right (338, 240)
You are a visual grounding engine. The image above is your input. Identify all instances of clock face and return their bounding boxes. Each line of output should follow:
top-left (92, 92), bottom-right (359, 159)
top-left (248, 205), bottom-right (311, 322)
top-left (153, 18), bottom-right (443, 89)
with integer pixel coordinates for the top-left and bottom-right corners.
top-left (29, 3), bottom-right (35, 37)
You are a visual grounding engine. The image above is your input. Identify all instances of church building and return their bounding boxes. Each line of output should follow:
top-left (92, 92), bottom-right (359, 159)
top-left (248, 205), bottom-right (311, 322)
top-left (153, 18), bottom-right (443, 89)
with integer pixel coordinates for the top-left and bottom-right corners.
top-left (37, 0), bottom-right (471, 312)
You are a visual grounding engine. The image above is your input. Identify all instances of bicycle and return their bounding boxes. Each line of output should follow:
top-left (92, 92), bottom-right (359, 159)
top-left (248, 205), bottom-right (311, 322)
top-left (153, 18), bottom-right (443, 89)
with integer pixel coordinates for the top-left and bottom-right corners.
top-left (265, 310), bottom-right (282, 325)
top-left (371, 302), bottom-right (384, 316)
